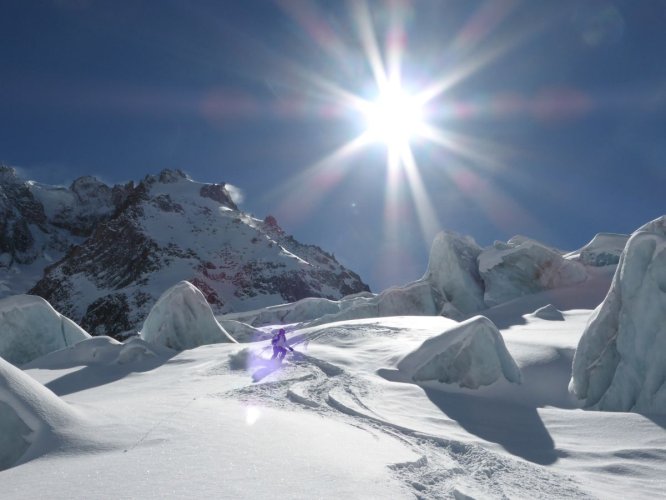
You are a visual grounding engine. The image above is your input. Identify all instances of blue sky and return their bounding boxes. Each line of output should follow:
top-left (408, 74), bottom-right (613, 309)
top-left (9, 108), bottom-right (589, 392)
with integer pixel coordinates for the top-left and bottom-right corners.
top-left (1, 0), bottom-right (665, 291)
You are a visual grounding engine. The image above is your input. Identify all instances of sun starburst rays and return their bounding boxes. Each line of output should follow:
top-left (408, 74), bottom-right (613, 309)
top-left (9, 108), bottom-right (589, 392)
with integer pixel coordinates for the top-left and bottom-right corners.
top-left (257, 0), bottom-right (542, 263)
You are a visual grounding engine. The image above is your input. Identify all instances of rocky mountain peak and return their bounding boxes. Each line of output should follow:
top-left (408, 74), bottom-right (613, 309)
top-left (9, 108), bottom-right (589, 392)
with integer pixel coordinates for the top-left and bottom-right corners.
top-left (199, 183), bottom-right (237, 210)
top-left (0, 165), bottom-right (20, 183)
top-left (2, 169), bottom-right (371, 338)
top-left (70, 176), bottom-right (111, 200)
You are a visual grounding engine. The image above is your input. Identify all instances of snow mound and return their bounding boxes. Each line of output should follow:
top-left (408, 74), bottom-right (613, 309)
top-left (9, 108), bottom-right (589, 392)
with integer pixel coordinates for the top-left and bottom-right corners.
top-left (230, 280), bottom-right (442, 328)
top-left (479, 237), bottom-right (587, 307)
top-left (0, 295), bottom-right (90, 366)
top-left (532, 304), bottom-right (565, 321)
top-left (397, 316), bottom-right (522, 389)
top-left (141, 281), bottom-right (237, 350)
top-left (0, 356), bottom-right (79, 470)
top-left (571, 218), bottom-right (666, 413)
top-left (565, 233), bottom-right (629, 267)
top-left (422, 231), bottom-right (486, 315)
top-left (23, 336), bottom-right (172, 370)
top-left (309, 281), bottom-right (441, 326)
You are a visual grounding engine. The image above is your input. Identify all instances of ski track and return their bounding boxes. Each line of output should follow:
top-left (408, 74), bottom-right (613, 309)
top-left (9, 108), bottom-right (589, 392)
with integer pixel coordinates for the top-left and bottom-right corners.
top-left (201, 347), bottom-right (592, 499)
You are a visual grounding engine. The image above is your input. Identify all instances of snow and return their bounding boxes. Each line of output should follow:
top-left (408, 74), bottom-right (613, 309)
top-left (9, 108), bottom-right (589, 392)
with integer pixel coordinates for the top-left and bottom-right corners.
top-left (571, 221), bottom-right (666, 413)
top-left (140, 281), bottom-right (237, 349)
top-left (3, 208), bottom-right (666, 497)
top-left (0, 356), bottom-right (85, 471)
top-left (21, 336), bottom-right (173, 370)
top-left (225, 280), bottom-right (442, 328)
top-left (565, 232), bottom-right (629, 266)
top-left (397, 316), bottom-right (521, 388)
top-left (1, 288), bottom-right (665, 497)
top-left (532, 304), bottom-right (565, 321)
top-left (479, 236), bottom-right (588, 307)
top-left (227, 230), bottom-right (600, 331)
top-left (421, 231), bottom-right (486, 315)
top-left (0, 295), bottom-right (90, 366)
top-left (217, 319), bottom-right (271, 343)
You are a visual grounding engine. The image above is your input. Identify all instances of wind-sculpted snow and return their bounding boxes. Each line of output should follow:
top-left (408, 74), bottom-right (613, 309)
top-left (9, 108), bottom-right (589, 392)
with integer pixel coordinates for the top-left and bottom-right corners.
top-left (637, 214), bottom-right (666, 235)
top-left (479, 237), bottom-right (588, 307)
top-left (0, 356), bottom-right (80, 471)
top-left (22, 336), bottom-right (173, 370)
top-left (565, 233), bottom-right (629, 267)
top-left (141, 281), bottom-right (237, 350)
top-left (571, 219), bottom-right (666, 413)
top-left (0, 295), bottom-right (90, 366)
top-left (397, 316), bottom-right (521, 389)
top-left (422, 231), bottom-right (486, 315)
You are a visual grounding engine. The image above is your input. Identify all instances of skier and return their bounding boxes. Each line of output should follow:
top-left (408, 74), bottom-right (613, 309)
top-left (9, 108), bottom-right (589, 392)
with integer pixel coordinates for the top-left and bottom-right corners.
top-left (271, 328), bottom-right (294, 362)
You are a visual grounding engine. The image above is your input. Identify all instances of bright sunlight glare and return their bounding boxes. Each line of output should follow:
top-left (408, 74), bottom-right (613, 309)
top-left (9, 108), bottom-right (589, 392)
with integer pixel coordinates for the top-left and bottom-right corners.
top-left (363, 83), bottom-right (425, 147)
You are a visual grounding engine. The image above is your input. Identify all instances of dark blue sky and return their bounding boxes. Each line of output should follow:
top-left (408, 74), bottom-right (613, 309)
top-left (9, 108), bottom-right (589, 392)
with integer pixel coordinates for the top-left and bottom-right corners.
top-left (2, 0), bottom-right (665, 291)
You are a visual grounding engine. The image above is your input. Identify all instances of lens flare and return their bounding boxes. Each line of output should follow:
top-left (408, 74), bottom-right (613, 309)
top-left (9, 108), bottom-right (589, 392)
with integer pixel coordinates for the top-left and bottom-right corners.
top-left (257, 0), bottom-right (547, 268)
top-left (362, 82), bottom-right (424, 147)
top-left (245, 405), bottom-right (261, 426)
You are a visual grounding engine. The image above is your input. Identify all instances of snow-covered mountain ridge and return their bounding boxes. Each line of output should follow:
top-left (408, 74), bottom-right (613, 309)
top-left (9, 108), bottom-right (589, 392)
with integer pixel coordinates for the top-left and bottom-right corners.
top-left (0, 167), bottom-right (369, 337)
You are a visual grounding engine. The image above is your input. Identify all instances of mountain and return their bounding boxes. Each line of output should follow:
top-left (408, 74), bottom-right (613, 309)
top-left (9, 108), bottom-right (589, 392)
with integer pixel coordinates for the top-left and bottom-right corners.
top-left (0, 167), bottom-right (369, 338)
top-left (0, 166), bottom-right (131, 296)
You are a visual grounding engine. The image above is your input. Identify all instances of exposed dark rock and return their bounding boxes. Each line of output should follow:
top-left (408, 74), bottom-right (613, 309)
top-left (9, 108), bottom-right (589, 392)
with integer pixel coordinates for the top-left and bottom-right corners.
top-left (4, 168), bottom-right (371, 339)
top-left (81, 293), bottom-right (132, 336)
top-left (199, 183), bottom-right (237, 209)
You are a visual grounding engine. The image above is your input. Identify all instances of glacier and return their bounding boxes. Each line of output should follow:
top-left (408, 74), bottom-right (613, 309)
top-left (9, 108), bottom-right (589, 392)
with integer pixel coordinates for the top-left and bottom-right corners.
top-left (479, 236), bottom-right (588, 307)
top-left (0, 295), bottom-right (90, 366)
top-left (397, 316), bottom-right (521, 389)
top-left (570, 216), bottom-right (666, 413)
top-left (141, 281), bottom-right (237, 350)
top-left (565, 232), bottom-right (629, 267)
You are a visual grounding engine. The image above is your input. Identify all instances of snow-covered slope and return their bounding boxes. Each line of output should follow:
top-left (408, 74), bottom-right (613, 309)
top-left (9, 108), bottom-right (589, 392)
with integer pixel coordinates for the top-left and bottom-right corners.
top-left (24, 169), bottom-right (368, 337)
top-left (3, 301), bottom-right (665, 498)
top-left (0, 295), bottom-right (90, 366)
top-left (0, 356), bottom-right (84, 471)
top-left (571, 215), bottom-right (666, 413)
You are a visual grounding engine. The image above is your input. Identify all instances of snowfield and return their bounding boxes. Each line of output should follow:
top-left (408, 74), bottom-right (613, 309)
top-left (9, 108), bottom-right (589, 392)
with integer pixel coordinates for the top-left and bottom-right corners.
top-left (2, 299), bottom-right (665, 498)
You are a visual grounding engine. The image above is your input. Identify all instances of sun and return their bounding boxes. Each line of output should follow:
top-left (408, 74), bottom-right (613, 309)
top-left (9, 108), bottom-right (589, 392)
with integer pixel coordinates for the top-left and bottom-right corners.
top-left (362, 82), bottom-right (425, 148)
